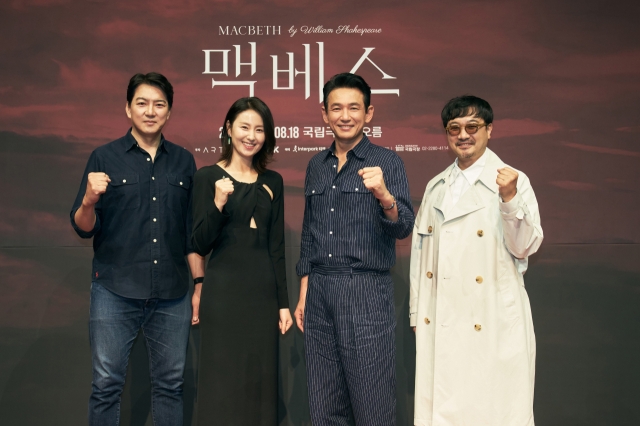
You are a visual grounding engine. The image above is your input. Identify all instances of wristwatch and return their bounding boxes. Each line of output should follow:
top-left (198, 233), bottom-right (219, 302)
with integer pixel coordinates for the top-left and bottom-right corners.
top-left (380, 196), bottom-right (396, 210)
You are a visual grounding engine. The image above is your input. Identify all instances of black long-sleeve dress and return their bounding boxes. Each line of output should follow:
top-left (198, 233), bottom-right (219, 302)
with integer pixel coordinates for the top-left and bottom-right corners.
top-left (191, 164), bottom-right (289, 426)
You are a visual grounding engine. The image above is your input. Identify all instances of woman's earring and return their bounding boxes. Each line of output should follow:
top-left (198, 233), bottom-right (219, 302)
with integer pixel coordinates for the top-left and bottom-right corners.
top-left (227, 136), bottom-right (231, 145)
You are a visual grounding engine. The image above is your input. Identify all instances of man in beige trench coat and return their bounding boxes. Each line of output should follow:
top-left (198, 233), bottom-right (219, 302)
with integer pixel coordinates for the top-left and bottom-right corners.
top-left (410, 95), bottom-right (543, 426)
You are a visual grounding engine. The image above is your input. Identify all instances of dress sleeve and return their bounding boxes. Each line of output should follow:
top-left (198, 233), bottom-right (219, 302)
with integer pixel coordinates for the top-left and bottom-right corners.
top-left (268, 173), bottom-right (289, 309)
top-left (191, 167), bottom-right (230, 256)
top-left (183, 155), bottom-right (197, 255)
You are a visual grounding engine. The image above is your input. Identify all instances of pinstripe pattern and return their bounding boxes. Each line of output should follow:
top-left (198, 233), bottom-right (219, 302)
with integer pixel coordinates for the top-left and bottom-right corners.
top-left (296, 136), bottom-right (414, 277)
top-left (297, 136), bottom-right (414, 425)
top-left (305, 271), bottom-right (396, 426)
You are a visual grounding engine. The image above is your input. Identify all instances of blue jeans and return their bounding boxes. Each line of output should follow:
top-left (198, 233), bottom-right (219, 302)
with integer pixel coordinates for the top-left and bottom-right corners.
top-left (88, 282), bottom-right (191, 426)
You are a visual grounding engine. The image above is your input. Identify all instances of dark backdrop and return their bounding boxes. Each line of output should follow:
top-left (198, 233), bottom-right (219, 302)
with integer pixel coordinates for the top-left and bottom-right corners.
top-left (1, 0), bottom-right (639, 425)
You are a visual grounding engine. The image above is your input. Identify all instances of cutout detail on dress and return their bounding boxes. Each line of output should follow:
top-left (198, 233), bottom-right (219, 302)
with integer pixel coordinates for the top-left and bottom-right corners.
top-left (263, 184), bottom-right (274, 200)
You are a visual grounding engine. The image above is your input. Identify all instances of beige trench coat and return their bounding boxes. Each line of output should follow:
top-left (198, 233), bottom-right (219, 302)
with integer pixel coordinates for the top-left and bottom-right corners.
top-left (410, 148), bottom-right (543, 426)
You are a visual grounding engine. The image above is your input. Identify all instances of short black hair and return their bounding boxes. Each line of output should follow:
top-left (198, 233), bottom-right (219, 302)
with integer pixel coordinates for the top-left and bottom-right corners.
top-left (441, 95), bottom-right (493, 127)
top-left (323, 73), bottom-right (371, 110)
top-left (126, 72), bottom-right (174, 109)
top-left (219, 97), bottom-right (276, 174)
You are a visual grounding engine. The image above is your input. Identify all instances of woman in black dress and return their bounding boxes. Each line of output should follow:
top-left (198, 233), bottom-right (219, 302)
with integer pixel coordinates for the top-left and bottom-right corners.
top-left (191, 97), bottom-right (292, 425)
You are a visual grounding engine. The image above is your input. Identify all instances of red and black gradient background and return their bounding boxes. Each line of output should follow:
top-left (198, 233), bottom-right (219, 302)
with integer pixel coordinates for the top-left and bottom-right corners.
top-left (1, 0), bottom-right (639, 425)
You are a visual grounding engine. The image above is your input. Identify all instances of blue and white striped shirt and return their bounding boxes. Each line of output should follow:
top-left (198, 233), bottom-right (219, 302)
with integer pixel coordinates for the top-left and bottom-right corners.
top-left (296, 136), bottom-right (415, 276)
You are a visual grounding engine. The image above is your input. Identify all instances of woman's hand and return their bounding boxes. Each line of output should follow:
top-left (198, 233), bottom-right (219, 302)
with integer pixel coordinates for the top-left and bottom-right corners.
top-left (214, 177), bottom-right (234, 212)
top-left (191, 283), bottom-right (202, 325)
top-left (279, 308), bottom-right (293, 334)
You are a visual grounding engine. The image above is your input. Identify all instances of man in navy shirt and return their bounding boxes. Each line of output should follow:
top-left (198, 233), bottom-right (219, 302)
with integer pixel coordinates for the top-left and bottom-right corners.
top-left (294, 73), bottom-right (415, 425)
top-left (70, 72), bottom-right (204, 426)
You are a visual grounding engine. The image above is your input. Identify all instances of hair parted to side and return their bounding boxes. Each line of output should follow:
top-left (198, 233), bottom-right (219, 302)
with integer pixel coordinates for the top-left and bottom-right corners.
top-left (219, 97), bottom-right (276, 174)
top-left (441, 95), bottom-right (493, 127)
top-left (126, 72), bottom-right (174, 109)
top-left (322, 73), bottom-right (372, 110)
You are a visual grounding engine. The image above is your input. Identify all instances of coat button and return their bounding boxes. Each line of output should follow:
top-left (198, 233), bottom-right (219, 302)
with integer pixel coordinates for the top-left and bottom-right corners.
top-left (426, 271), bottom-right (433, 278)
top-left (424, 318), bottom-right (430, 325)
top-left (428, 226), bottom-right (433, 233)
top-left (476, 276), bottom-right (483, 284)
top-left (475, 324), bottom-right (482, 331)
top-left (477, 230), bottom-right (483, 237)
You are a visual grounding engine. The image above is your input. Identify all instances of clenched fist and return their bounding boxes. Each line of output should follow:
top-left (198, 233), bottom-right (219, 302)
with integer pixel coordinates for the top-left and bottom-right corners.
top-left (357, 167), bottom-right (390, 201)
top-left (84, 172), bottom-right (111, 206)
top-left (496, 167), bottom-right (518, 203)
top-left (214, 177), bottom-right (234, 211)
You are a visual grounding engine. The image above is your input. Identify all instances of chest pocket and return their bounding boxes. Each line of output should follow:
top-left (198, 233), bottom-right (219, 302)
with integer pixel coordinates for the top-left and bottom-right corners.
top-left (106, 174), bottom-right (140, 210)
top-left (305, 184), bottom-right (326, 197)
top-left (167, 174), bottom-right (191, 214)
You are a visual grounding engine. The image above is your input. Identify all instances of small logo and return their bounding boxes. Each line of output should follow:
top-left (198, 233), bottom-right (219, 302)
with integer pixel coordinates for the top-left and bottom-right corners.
top-left (95, 272), bottom-right (99, 278)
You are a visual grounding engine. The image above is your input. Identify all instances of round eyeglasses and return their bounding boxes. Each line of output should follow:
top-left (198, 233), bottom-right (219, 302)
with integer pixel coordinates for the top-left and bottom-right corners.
top-left (445, 123), bottom-right (488, 136)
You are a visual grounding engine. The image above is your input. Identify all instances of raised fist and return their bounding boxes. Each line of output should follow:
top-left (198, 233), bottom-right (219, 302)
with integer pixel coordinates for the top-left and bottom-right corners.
top-left (496, 167), bottom-right (518, 203)
top-left (84, 172), bottom-right (110, 206)
top-left (214, 177), bottom-right (234, 211)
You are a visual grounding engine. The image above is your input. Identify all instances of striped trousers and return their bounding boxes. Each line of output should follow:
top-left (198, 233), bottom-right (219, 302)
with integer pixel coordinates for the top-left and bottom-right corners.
top-left (304, 268), bottom-right (396, 426)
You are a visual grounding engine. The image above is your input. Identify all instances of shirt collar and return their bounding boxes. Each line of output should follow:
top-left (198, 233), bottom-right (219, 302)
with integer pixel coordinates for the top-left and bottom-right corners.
top-left (123, 128), bottom-right (168, 153)
top-left (325, 135), bottom-right (371, 162)
top-left (451, 150), bottom-right (487, 185)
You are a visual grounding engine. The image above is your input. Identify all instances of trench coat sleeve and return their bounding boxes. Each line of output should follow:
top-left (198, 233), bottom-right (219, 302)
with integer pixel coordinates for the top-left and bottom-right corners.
top-left (499, 172), bottom-right (543, 260)
top-left (409, 186), bottom-right (429, 328)
top-left (409, 222), bottom-right (422, 327)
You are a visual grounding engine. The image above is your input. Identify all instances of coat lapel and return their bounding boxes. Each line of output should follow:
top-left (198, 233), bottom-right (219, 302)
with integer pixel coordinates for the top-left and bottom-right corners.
top-left (431, 165), bottom-right (452, 217)
top-left (442, 148), bottom-right (505, 223)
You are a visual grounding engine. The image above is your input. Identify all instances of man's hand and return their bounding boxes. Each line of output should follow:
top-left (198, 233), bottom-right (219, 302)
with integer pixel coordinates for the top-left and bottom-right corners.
top-left (358, 167), bottom-right (392, 202)
top-left (84, 172), bottom-right (111, 206)
top-left (496, 167), bottom-right (518, 203)
top-left (214, 177), bottom-right (234, 212)
top-left (294, 275), bottom-right (309, 332)
top-left (191, 283), bottom-right (202, 325)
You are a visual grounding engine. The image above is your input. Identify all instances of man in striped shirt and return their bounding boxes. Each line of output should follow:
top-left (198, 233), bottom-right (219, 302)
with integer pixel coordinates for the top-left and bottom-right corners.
top-left (295, 73), bottom-right (415, 426)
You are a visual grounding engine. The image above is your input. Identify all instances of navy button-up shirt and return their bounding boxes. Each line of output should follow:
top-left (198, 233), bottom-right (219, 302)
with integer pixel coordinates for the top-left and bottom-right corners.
top-left (296, 136), bottom-right (414, 276)
top-left (70, 129), bottom-right (196, 299)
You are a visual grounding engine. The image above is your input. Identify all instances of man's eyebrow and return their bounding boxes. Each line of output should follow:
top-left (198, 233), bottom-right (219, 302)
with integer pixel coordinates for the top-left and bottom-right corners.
top-left (329, 102), bottom-right (361, 107)
top-left (135, 97), bottom-right (167, 103)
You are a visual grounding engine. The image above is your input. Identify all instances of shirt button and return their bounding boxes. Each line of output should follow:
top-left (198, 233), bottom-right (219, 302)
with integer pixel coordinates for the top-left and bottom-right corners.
top-left (146, 158), bottom-right (150, 162)
top-left (329, 231), bottom-right (333, 235)
top-left (152, 177), bottom-right (155, 180)
top-left (428, 226), bottom-right (433, 233)
top-left (333, 165), bottom-right (336, 168)
top-left (154, 260), bottom-right (158, 264)
top-left (476, 276), bottom-right (483, 284)
top-left (355, 188), bottom-right (358, 191)
top-left (180, 182), bottom-right (183, 185)
top-left (328, 254), bottom-right (332, 257)
top-left (153, 218), bottom-right (157, 222)
top-left (424, 317), bottom-right (430, 325)
top-left (153, 197), bottom-right (156, 201)
top-left (477, 230), bottom-right (484, 237)
top-left (312, 190), bottom-right (315, 193)
top-left (330, 208), bottom-right (334, 212)
top-left (426, 271), bottom-right (433, 278)
top-left (475, 324), bottom-right (482, 331)
top-left (332, 185), bottom-right (336, 189)
top-left (122, 179), bottom-right (127, 183)
top-left (153, 239), bottom-right (157, 243)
